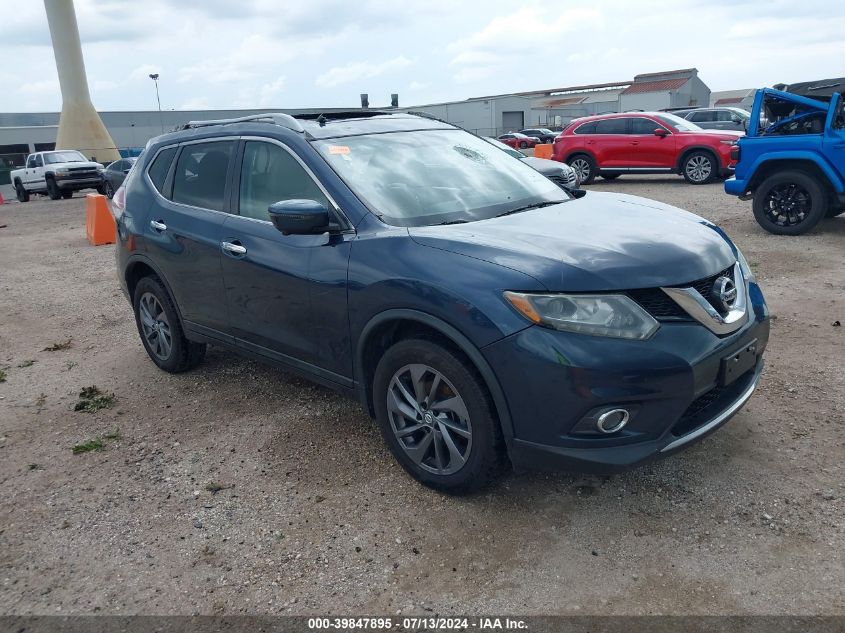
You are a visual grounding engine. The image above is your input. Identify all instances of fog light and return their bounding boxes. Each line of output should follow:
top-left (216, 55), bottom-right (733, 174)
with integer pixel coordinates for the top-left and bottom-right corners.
top-left (596, 409), bottom-right (629, 434)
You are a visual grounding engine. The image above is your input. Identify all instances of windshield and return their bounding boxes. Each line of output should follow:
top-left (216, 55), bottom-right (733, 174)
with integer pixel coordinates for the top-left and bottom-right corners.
top-left (654, 113), bottom-right (702, 132)
top-left (44, 151), bottom-right (88, 164)
top-left (485, 137), bottom-right (525, 159)
top-left (315, 129), bottom-right (567, 227)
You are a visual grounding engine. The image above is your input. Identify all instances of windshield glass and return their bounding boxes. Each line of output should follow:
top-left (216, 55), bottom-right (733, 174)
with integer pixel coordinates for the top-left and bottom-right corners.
top-left (654, 113), bottom-right (702, 132)
top-left (315, 129), bottom-right (567, 227)
top-left (44, 151), bottom-right (87, 164)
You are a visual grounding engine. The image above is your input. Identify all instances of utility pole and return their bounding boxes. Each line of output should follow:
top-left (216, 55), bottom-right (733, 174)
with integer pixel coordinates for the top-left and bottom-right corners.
top-left (149, 73), bottom-right (164, 134)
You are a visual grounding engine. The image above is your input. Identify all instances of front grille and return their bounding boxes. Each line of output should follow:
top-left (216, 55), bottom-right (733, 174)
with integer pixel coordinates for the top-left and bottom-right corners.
top-left (670, 366), bottom-right (756, 437)
top-left (68, 168), bottom-right (99, 177)
top-left (549, 172), bottom-right (577, 188)
top-left (626, 265), bottom-right (736, 322)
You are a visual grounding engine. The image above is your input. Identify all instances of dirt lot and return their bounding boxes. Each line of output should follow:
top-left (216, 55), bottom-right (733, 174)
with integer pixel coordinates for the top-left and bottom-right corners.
top-left (0, 178), bottom-right (843, 616)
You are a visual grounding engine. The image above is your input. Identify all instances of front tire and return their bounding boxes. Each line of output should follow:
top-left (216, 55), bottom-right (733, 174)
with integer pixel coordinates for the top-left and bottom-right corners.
top-left (567, 154), bottom-right (597, 185)
top-left (132, 276), bottom-right (206, 373)
top-left (61, 190), bottom-right (73, 199)
top-left (372, 339), bottom-right (504, 493)
top-left (519, 141), bottom-right (528, 149)
top-left (682, 151), bottom-right (717, 184)
top-left (46, 178), bottom-right (61, 200)
top-left (15, 182), bottom-right (29, 202)
top-left (752, 170), bottom-right (827, 235)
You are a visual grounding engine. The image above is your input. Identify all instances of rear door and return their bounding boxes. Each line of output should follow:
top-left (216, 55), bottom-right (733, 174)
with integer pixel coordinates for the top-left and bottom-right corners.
top-left (823, 93), bottom-right (845, 176)
top-left (592, 118), bottom-right (631, 167)
top-left (144, 139), bottom-right (233, 333)
top-left (626, 116), bottom-right (676, 168)
top-left (219, 138), bottom-right (354, 381)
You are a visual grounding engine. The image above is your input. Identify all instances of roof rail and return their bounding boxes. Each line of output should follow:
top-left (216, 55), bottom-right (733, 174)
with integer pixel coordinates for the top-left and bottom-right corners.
top-left (177, 112), bottom-right (305, 133)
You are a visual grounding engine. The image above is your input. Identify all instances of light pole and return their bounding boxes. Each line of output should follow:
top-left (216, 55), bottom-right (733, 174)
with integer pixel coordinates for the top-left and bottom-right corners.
top-left (149, 73), bottom-right (163, 134)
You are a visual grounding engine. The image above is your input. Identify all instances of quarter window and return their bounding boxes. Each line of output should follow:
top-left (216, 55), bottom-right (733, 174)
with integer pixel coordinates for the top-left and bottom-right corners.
top-left (147, 147), bottom-right (177, 196)
top-left (238, 141), bottom-right (329, 222)
top-left (172, 141), bottom-right (234, 211)
top-left (573, 121), bottom-right (597, 135)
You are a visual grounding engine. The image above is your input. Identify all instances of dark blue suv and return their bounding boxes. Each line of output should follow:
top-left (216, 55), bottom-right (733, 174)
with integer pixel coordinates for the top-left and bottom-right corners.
top-left (114, 111), bottom-right (770, 493)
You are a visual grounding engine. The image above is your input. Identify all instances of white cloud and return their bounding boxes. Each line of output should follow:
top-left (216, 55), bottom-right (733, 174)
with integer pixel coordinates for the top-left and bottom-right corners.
top-left (315, 56), bottom-right (412, 88)
top-left (19, 79), bottom-right (59, 95)
top-left (180, 96), bottom-right (211, 110)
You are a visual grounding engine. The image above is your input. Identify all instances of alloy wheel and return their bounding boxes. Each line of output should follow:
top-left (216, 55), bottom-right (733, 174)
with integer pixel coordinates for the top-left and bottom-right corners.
top-left (763, 183), bottom-right (812, 228)
top-left (138, 292), bottom-right (173, 360)
top-left (386, 363), bottom-right (472, 475)
top-left (570, 158), bottom-right (591, 183)
top-left (685, 155), bottom-right (712, 183)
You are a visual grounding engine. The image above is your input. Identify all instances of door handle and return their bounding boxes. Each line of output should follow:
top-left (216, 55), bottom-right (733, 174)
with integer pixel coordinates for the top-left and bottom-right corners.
top-left (221, 241), bottom-right (247, 256)
top-left (150, 220), bottom-right (167, 232)
top-left (630, 141), bottom-right (639, 145)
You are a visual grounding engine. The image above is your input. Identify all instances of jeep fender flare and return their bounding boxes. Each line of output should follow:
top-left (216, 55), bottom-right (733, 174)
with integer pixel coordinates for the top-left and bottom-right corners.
top-left (744, 151), bottom-right (845, 193)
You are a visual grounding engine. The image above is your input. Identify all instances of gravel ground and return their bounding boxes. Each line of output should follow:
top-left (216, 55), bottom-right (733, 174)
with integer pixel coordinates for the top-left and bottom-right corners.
top-left (0, 178), bottom-right (843, 616)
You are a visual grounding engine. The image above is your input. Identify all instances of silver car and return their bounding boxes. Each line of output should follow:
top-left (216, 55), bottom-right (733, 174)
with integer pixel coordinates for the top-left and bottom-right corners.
top-left (485, 138), bottom-right (580, 189)
top-left (670, 107), bottom-right (750, 132)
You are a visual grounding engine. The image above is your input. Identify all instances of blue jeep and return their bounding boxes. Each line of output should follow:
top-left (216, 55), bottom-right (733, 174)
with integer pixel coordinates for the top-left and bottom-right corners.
top-left (724, 78), bottom-right (845, 234)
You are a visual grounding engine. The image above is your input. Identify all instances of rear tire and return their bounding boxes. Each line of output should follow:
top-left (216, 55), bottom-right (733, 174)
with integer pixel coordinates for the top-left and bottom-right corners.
top-left (567, 154), bottom-right (597, 184)
top-left (752, 170), bottom-right (827, 235)
top-left (132, 276), bottom-right (206, 373)
top-left (682, 151), bottom-right (718, 184)
top-left (15, 182), bottom-right (29, 202)
top-left (600, 173), bottom-right (621, 181)
top-left (372, 339), bottom-right (504, 494)
top-left (46, 178), bottom-right (61, 200)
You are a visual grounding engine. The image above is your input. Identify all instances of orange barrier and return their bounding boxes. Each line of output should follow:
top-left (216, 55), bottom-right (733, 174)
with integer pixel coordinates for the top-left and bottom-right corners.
top-left (85, 193), bottom-right (116, 246)
top-left (534, 144), bottom-right (553, 160)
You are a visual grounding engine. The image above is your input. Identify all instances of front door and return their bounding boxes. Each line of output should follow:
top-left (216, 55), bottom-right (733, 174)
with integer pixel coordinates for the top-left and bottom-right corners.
top-left (220, 139), bottom-right (352, 379)
top-left (626, 117), bottom-right (676, 168)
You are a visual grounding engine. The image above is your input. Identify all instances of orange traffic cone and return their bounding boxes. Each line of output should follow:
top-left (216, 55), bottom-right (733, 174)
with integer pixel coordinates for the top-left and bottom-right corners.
top-left (0, 191), bottom-right (5, 205)
top-left (85, 193), bottom-right (116, 246)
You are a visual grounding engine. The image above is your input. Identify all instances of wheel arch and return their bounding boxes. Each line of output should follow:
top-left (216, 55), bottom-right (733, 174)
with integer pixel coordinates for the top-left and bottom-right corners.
top-left (355, 309), bottom-right (515, 448)
top-left (564, 149), bottom-right (598, 164)
top-left (747, 158), bottom-right (837, 195)
top-left (123, 255), bottom-right (186, 327)
top-left (676, 145), bottom-right (721, 172)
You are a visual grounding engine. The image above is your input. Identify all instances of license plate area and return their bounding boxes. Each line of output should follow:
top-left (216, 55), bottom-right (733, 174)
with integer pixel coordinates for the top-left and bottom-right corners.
top-left (720, 339), bottom-right (758, 386)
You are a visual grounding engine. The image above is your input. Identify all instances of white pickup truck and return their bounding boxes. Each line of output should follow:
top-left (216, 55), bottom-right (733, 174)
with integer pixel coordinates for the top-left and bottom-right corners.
top-left (11, 150), bottom-right (106, 202)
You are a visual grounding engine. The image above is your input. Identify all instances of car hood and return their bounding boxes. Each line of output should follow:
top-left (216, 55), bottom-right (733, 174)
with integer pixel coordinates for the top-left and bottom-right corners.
top-left (681, 129), bottom-right (744, 139)
top-left (521, 156), bottom-right (572, 177)
top-left (408, 192), bottom-right (737, 291)
top-left (52, 161), bottom-right (103, 170)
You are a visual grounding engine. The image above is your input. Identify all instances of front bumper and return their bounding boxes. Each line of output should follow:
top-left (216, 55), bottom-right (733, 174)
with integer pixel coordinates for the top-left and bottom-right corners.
top-left (55, 175), bottom-right (103, 190)
top-left (483, 283), bottom-right (770, 473)
top-left (724, 176), bottom-right (749, 197)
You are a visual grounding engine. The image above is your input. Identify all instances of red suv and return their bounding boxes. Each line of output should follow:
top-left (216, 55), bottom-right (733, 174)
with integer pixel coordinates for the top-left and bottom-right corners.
top-left (553, 112), bottom-right (742, 185)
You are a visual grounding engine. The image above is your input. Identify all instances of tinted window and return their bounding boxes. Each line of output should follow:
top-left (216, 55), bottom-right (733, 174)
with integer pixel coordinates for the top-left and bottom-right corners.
top-left (630, 118), bottom-right (663, 134)
top-left (35, 154), bottom-right (44, 167)
top-left (594, 118), bottom-right (628, 134)
top-left (238, 141), bottom-right (329, 222)
top-left (498, 134), bottom-right (514, 139)
top-left (147, 147), bottom-right (177, 195)
top-left (172, 141), bottom-right (234, 211)
top-left (690, 111), bottom-right (717, 122)
top-left (111, 160), bottom-right (126, 171)
top-left (27, 155), bottom-right (36, 168)
top-left (573, 121), bottom-right (596, 134)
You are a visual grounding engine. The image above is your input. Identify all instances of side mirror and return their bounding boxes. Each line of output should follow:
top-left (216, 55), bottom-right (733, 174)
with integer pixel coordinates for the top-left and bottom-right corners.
top-left (123, 169), bottom-right (130, 174)
top-left (268, 199), bottom-right (331, 236)
top-left (653, 128), bottom-right (668, 137)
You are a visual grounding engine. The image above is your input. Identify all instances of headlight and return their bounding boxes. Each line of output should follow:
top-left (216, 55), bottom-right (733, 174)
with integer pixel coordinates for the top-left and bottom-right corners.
top-left (735, 247), bottom-right (755, 282)
top-left (504, 292), bottom-right (659, 340)
top-left (720, 140), bottom-right (736, 145)
top-left (55, 168), bottom-right (70, 176)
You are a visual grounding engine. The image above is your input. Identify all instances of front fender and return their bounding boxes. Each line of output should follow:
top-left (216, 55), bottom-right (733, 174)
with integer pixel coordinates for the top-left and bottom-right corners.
top-left (737, 151), bottom-right (845, 193)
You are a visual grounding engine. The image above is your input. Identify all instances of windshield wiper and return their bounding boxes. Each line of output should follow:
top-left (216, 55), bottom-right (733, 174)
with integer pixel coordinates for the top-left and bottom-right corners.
top-left (437, 219), bottom-right (469, 225)
top-left (495, 200), bottom-right (560, 218)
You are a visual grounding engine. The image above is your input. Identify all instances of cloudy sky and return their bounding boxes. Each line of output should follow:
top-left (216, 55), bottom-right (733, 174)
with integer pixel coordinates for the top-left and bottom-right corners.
top-left (1, 0), bottom-right (843, 112)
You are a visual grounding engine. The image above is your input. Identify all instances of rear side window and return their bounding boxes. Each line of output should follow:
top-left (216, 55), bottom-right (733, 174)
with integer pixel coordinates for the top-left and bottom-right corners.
top-left (690, 111), bottom-right (717, 122)
top-left (238, 141), bottom-right (329, 222)
top-left (147, 147), bottom-right (177, 195)
top-left (595, 118), bottom-right (628, 134)
top-left (573, 122), bottom-right (596, 134)
top-left (171, 141), bottom-right (235, 211)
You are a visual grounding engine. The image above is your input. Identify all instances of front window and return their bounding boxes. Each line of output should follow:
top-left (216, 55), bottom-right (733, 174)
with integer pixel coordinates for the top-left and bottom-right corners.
top-left (315, 129), bottom-right (568, 227)
top-left (654, 112), bottom-right (703, 132)
top-left (44, 151), bottom-right (88, 164)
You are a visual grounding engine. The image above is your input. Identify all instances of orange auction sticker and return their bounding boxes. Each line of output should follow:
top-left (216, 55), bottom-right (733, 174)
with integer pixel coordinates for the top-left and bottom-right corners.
top-left (328, 145), bottom-right (350, 155)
